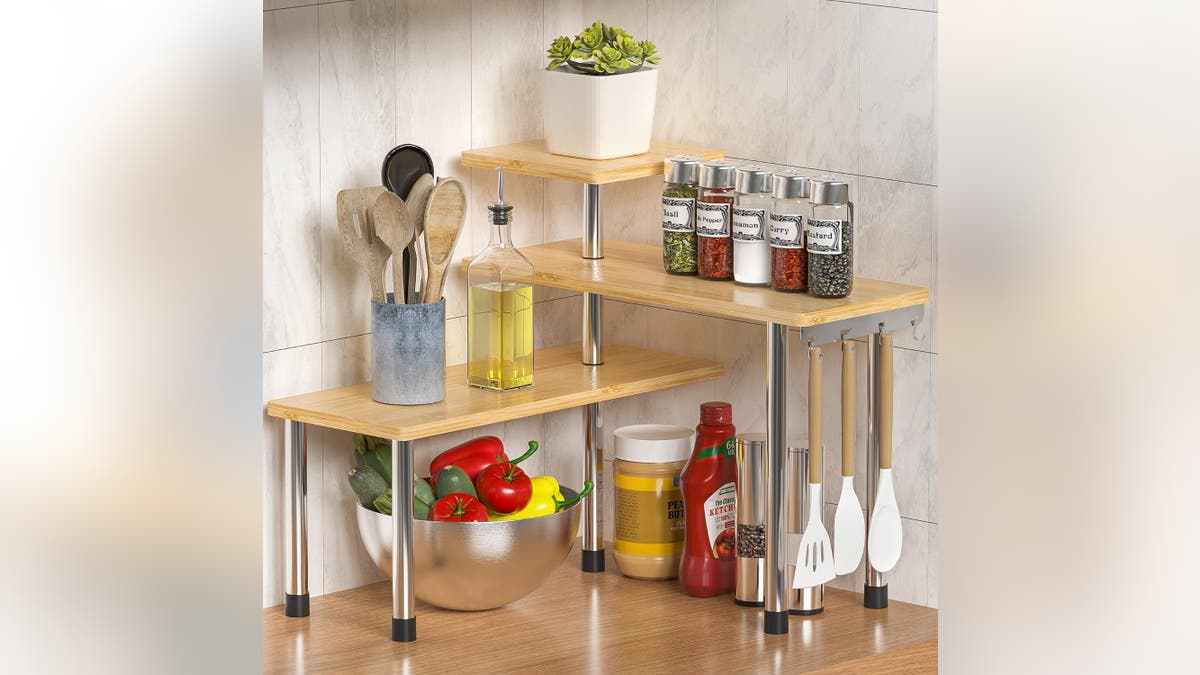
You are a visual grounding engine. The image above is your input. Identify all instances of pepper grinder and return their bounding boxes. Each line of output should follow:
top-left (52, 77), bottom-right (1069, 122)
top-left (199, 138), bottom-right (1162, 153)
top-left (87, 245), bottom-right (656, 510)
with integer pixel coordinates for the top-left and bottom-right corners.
top-left (735, 434), bottom-right (767, 606)
top-left (786, 440), bottom-right (824, 614)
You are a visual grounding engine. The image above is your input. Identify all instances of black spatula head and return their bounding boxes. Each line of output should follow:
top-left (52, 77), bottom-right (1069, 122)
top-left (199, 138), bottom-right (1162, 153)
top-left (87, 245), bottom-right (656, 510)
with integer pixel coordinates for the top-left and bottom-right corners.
top-left (382, 144), bottom-right (434, 199)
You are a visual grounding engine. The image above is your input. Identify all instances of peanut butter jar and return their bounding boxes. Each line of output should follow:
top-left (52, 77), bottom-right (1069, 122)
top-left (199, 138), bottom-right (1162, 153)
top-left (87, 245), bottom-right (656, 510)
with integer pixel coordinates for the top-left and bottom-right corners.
top-left (612, 425), bottom-right (694, 580)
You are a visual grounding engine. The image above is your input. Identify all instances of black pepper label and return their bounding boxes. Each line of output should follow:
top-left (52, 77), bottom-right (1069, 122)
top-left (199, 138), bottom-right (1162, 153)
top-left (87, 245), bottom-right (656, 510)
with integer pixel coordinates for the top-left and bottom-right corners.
top-left (695, 202), bottom-right (731, 238)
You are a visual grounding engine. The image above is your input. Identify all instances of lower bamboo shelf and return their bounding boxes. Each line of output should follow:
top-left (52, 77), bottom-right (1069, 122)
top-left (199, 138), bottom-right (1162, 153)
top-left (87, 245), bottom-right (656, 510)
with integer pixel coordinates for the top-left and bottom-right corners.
top-left (266, 342), bottom-right (723, 441)
top-left (263, 547), bottom-right (938, 673)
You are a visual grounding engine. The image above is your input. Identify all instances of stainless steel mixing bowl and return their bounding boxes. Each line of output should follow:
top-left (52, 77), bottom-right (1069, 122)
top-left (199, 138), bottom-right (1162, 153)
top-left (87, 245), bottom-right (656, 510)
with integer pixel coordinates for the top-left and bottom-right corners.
top-left (356, 487), bottom-right (582, 611)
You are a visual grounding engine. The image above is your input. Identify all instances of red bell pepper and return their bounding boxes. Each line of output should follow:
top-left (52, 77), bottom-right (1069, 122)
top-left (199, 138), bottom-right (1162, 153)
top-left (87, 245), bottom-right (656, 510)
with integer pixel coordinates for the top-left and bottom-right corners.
top-left (429, 436), bottom-right (541, 482)
top-left (429, 493), bottom-right (489, 522)
top-left (473, 441), bottom-right (540, 514)
top-left (429, 436), bottom-right (506, 482)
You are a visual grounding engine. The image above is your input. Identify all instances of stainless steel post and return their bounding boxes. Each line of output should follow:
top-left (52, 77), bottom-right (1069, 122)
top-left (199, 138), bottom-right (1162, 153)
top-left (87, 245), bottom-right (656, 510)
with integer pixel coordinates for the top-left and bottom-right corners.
top-left (583, 293), bottom-right (603, 366)
top-left (283, 420), bottom-right (309, 617)
top-left (392, 439), bottom-right (417, 641)
top-left (763, 322), bottom-right (788, 634)
top-left (581, 402), bottom-right (605, 572)
top-left (864, 331), bottom-right (887, 608)
top-left (583, 183), bottom-right (602, 259)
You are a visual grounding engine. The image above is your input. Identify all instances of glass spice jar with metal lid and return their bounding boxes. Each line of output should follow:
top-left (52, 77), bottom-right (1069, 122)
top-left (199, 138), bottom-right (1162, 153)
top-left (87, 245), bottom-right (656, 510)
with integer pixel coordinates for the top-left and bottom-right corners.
top-left (732, 166), bottom-right (773, 286)
top-left (661, 155), bottom-right (701, 275)
top-left (695, 162), bottom-right (736, 281)
top-left (806, 178), bottom-right (854, 298)
top-left (769, 171), bottom-right (811, 293)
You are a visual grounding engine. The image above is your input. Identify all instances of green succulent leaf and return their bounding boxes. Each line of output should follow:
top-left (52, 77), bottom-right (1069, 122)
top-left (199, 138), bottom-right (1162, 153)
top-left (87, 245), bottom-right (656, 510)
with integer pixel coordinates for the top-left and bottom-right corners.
top-left (546, 35), bottom-right (573, 70)
top-left (641, 40), bottom-right (660, 65)
top-left (615, 35), bottom-right (643, 59)
top-left (547, 21), bottom-right (660, 75)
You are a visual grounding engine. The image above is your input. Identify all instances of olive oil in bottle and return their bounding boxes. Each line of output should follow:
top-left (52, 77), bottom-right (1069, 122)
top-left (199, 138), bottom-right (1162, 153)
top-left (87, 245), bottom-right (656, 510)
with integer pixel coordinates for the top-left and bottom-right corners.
top-left (466, 168), bottom-right (535, 390)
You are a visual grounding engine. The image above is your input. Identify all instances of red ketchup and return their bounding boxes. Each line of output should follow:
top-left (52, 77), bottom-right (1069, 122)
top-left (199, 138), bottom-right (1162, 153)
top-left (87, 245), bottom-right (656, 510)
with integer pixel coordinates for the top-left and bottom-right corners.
top-left (679, 401), bottom-right (737, 597)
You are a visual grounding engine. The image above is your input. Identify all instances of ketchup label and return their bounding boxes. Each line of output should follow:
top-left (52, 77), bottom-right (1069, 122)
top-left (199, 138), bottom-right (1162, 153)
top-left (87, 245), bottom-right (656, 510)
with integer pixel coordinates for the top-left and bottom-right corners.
top-left (703, 482), bottom-right (737, 559)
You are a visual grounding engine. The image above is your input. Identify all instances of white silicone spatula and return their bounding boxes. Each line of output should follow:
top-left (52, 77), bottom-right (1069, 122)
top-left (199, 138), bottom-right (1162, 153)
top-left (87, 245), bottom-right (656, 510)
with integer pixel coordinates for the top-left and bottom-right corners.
top-left (867, 332), bottom-right (903, 573)
top-left (834, 340), bottom-right (865, 575)
top-left (793, 345), bottom-right (835, 589)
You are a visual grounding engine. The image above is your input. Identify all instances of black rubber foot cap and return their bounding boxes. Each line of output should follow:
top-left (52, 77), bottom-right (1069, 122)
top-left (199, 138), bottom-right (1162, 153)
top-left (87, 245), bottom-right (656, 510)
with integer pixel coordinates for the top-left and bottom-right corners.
top-left (864, 584), bottom-right (888, 609)
top-left (735, 599), bottom-right (765, 607)
top-left (392, 617), bottom-right (416, 642)
top-left (582, 549), bottom-right (605, 573)
top-left (285, 593), bottom-right (309, 617)
top-left (764, 610), bottom-right (789, 634)
top-left (790, 607), bottom-right (824, 616)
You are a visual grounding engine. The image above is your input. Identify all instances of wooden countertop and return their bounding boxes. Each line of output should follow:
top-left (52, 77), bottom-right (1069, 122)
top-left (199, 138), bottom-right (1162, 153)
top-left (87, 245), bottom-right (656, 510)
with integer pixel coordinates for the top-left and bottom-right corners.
top-left (263, 547), bottom-right (937, 673)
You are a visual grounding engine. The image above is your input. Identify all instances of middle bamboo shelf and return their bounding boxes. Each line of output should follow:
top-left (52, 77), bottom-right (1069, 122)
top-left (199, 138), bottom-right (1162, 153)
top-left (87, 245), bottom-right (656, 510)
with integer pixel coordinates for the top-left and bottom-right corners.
top-left (266, 342), bottom-right (723, 441)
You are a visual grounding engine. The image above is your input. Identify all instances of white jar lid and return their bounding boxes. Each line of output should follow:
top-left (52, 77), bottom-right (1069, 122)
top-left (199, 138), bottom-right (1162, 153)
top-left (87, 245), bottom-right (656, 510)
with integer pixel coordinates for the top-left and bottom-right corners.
top-left (613, 424), bottom-right (694, 464)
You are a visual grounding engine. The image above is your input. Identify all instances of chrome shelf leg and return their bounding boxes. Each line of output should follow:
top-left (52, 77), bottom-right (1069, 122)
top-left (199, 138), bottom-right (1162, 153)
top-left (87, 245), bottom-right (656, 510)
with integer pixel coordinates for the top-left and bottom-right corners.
top-left (582, 402), bottom-right (605, 572)
top-left (284, 419), bottom-right (309, 617)
top-left (764, 322), bottom-right (788, 634)
top-left (392, 439), bottom-right (417, 641)
top-left (864, 331), bottom-right (888, 608)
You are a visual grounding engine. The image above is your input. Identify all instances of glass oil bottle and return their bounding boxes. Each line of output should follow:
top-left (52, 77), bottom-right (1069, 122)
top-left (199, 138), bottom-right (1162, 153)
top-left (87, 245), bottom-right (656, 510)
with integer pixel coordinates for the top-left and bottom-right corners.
top-left (467, 168), bottom-right (535, 390)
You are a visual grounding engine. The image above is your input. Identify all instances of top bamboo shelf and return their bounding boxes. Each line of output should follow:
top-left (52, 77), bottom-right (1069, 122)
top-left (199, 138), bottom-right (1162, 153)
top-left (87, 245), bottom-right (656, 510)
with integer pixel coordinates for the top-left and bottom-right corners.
top-left (460, 140), bottom-right (724, 184)
top-left (522, 239), bottom-right (928, 328)
top-left (266, 342), bottom-right (722, 442)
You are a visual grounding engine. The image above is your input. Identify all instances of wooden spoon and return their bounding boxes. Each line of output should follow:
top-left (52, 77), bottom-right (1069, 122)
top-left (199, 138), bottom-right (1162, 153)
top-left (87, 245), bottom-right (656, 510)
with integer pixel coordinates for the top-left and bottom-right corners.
top-left (404, 173), bottom-right (435, 303)
top-left (421, 178), bottom-right (467, 303)
top-left (370, 191), bottom-right (415, 304)
top-left (336, 186), bottom-right (389, 302)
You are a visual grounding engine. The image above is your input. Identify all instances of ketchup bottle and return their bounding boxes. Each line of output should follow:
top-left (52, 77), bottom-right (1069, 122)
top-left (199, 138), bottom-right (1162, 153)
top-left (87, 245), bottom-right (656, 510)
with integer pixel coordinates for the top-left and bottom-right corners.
top-left (679, 401), bottom-right (737, 597)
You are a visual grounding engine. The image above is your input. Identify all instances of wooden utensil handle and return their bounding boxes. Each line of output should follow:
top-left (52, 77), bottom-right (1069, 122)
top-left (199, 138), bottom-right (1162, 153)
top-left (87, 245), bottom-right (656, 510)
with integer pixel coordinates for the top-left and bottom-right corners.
top-left (842, 340), bottom-right (855, 478)
top-left (809, 345), bottom-right (822, 482)
top-left (880, 332), bottom-right (894, 470)
top-left (424, 264), bottom-right (444, 304)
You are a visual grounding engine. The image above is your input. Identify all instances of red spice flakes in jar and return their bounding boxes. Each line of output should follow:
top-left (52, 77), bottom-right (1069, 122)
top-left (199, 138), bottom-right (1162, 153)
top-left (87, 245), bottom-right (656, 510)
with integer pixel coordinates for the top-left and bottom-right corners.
top-left (696, 162), bottom-right (736, 280)
top-left (768, 171), bottom-right (811, 292)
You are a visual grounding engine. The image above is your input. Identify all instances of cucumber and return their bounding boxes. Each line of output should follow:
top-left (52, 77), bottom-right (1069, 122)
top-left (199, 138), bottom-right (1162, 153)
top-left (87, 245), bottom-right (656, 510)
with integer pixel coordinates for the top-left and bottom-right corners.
top-left (413, 473), bottom-right (435, 510)
top-left (370, 484), bottom-right (433, 520)
top-left (435, 465), bottom-right (476, 499)
top-left (348, 465), bottom-right (389, 508)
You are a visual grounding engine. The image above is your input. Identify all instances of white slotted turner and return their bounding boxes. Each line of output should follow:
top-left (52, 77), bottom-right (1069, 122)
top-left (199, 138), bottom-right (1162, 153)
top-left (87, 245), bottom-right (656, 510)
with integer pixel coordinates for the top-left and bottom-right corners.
top-left (867, 332), bottom-right (903, 572)
top-left (833, 340), bottom-right (865, 575)
top-left (793, 345), bottom-right (835, 589)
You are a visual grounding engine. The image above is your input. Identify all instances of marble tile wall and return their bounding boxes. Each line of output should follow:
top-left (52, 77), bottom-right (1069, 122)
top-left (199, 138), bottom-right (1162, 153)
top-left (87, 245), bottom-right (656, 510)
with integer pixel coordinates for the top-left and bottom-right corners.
top-left (263, 0), bottom-right (938, 608)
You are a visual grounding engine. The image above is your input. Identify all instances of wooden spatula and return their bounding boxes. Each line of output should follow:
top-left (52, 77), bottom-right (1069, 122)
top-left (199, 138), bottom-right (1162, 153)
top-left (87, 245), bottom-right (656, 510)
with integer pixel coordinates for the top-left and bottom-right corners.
top-left (834, 339), bottom-right (865, 575)
top-left (794, 345), bottom-right (835, 589)
top-left (370, 191), bottom-right (415, 304)
top-left (336, 186), bottom-right (389, 303)
top-left (404, 173), bottom-right (435, 303)
top-left (421, 178), bottom-right (467, 303)
top-left (868, 332), bottom-right (903, 573)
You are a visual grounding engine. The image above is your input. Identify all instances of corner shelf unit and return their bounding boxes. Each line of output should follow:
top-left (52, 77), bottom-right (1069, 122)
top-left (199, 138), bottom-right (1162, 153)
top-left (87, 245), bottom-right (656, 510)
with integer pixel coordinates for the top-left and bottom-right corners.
top-left (267, 138), bottom-right (928, 645)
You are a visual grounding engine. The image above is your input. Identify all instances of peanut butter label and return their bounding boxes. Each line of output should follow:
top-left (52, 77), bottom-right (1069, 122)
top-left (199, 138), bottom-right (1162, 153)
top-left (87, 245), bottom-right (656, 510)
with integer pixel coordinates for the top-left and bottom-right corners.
top-left (614, 474), bottom-right (685, 555)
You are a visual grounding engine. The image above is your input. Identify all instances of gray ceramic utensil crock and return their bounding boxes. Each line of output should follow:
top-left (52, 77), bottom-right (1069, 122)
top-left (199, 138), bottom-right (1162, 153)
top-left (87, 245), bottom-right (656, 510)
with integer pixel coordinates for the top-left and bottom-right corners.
top-left (371, 294), bottom-right (445, 405)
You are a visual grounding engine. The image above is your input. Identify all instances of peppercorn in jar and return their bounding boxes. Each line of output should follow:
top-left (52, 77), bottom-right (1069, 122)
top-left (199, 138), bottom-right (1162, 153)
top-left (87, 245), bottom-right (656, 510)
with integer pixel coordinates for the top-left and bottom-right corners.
top-left (806, 178), bottom-right (854, 299)
top-left (696, 162), bottom-right (735, 280)
top-left (661, 155), bottom-right (701, 275)
top-left (769, 171), bottom-right (811, 292)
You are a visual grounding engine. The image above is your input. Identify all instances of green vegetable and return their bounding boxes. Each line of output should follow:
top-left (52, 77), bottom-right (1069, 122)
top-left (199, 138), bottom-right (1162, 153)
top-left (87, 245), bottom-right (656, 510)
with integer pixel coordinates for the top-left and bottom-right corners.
top-left (348, 465), bottom-right (389, 508)
top-left (353, 433), bottom-right (392, 484)
top-left (371, 477), bottom-right (434, 519)
top-left (435, 465), bottom-right (477, 499)
top-left (413, 473), bottom-right (435, 513)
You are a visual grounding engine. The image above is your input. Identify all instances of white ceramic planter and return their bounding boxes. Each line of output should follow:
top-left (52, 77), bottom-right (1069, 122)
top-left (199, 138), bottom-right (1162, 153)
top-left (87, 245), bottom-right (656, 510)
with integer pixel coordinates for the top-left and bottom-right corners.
top-left (543, 66), bottom-right (658, 160)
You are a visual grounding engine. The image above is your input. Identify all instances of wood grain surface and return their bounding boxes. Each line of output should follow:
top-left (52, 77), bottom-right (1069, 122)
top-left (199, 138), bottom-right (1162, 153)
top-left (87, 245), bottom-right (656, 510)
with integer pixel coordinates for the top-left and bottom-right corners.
top-left (266, 343), bottom-right (723, 441)
top-left (263, 547), bottom-right (938, 674)
top-left (511, 239), bottom-right (929, 328)
top-left (461, 139), bottom-right (724, 184)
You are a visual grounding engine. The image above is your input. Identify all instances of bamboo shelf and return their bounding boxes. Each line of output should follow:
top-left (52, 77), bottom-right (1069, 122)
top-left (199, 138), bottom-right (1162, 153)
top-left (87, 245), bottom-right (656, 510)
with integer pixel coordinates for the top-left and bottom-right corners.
top-left (491, 238), bottom-right (928, 328)
top-left (461, 139), bottom-right (724, 184)
top-left (266, 342), bottom-right (723, 441)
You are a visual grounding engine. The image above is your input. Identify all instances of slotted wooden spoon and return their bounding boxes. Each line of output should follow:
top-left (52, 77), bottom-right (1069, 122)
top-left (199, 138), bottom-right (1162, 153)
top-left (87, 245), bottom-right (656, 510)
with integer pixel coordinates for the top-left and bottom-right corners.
top-left (421, 178), bottom-right (467, 303)
top-left (336, 186), bottom-right (390, 303)
top-left (370, 191), bottom-right (415, 304)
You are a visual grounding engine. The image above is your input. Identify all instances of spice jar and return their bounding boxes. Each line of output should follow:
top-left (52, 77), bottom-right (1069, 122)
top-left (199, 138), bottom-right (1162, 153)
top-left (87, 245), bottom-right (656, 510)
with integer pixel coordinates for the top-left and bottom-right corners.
top-left (770, 171), bottom-right (810, 292)
top-left (613, 424), bottom-right (694, 580)
top-left (732, 166), bottom-right (773, 286)
top-left (806, 178), bottom-right (854, 298)
top-left (695, 162), bottom-right (735, 281)
top-left (661, 156), bottom-right (700, 275)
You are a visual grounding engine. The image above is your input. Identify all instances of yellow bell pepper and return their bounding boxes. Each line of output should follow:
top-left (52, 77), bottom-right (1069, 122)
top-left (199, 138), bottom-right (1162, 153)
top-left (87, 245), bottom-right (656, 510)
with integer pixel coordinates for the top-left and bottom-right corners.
top-left (488, 478), bottom-right (594, 522)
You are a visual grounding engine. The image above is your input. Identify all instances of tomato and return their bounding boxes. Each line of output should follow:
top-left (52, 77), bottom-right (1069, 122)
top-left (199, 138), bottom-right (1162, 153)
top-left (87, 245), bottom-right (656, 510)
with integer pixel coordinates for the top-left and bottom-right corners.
top-left (429, 493), bottom-right (489, 522)
top-left (714, 528), bottom-right (737, 559)
top-left (474, 461), bottom-right (533, 514)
